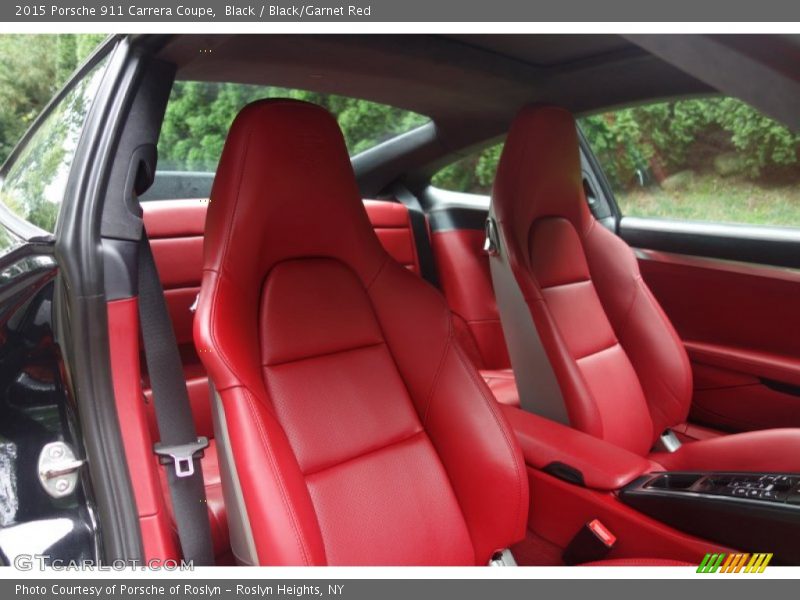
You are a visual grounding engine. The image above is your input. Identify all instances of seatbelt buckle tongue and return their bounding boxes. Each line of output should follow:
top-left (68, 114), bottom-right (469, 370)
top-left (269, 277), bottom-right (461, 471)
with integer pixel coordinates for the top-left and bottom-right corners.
top-left (154, 436), bottom-right (209, 478)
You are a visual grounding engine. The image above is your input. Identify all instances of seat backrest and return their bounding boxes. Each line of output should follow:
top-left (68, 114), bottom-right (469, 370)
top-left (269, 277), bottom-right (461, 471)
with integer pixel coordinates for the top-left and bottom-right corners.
top-left (141, 198), bottom-right (426, 440)
top-left (194, 99), bottom-right (527, 565)
top-left (492, 105), bottom-right (693, 455)
top-left (143, 198), bottom-right (424, 347)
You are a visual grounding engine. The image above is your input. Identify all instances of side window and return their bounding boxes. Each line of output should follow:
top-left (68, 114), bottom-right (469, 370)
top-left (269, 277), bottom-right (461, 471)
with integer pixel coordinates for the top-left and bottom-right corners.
top-left (579, 98), bottom-right (800, 228)
top-left (0, 57), bottom-right (108, 233)
top-left (160, 82), bottom-right (429, 169)
top-left (146, 81), bottom-right (429, 201)
top-left (430, 142), bottom-right (503, 195)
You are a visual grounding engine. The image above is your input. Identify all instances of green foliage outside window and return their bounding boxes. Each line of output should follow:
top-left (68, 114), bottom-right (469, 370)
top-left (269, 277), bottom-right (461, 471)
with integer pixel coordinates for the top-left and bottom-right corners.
top-left (157, 82), bottom-right (429, 172)
top-left (0, 35), bottom-right (797, 229)
top-left (431, 143), bottom-right (503, 196)
top-left (0, 58), bottom-right (108, 232)
top-left (0, 34), bottom-right (107, 232)
top-left (0, 34), bottom-right (106, 166)
top-left (579, 98), bottom-right (800, 187)
top-left (579, 99), bottom-right (800, 226)
top-left (432, 99), bottom-right (799, 228)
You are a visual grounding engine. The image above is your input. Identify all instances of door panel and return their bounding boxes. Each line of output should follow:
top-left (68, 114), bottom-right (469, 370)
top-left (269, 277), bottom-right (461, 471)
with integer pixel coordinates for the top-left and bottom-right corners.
top-left (622, 217), bottom-right (800, 270)
top-left (633, 247), bottom-right (800, 431)
top-left (581, 94), bottom-right (800, 434)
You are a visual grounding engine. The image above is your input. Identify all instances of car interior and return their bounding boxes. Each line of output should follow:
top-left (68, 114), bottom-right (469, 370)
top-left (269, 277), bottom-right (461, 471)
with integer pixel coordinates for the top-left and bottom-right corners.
top-left (80, 34), bottom-right (800, 566)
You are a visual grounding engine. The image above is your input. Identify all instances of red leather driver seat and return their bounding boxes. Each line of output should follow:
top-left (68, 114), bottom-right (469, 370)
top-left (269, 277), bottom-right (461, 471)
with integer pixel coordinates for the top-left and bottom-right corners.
top-left (193, 99), bottom-right (528, 565)
top-left (491, 105), bottom-right (800, 472)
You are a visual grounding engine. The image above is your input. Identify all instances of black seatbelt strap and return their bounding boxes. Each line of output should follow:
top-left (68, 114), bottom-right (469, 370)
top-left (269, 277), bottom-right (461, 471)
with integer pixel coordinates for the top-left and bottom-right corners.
top-left (391, 186), bottom-right (440, 289)
top-left (137, 235), bottom-right (214, 566)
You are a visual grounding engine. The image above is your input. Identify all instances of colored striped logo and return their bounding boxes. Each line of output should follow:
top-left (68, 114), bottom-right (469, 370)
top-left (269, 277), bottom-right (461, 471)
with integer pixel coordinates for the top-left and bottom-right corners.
top-left (697, 553), bottom-right (773, 573)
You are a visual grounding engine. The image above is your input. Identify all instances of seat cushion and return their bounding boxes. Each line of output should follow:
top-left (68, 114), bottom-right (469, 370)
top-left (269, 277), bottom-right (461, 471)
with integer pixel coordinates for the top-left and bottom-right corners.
top-left (671, 421), bottom-right (725, 443)
top-left (651, 428), bottom-right (800, 472)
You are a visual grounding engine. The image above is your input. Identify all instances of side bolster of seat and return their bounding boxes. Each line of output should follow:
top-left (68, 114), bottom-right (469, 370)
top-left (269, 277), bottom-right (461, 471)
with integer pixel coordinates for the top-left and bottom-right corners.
top-left (214, 385), bottom-right (328, 565)
top-left (496, 211), bottom-right (612, 442)
top-left (515, 218), bottom-right (655, 456)
top-left (585, 223), bottom-right (693, 441)
top-left (196, 255), bottom-right (329, 565)
top-left (368, 260), bottom-right (529, 563)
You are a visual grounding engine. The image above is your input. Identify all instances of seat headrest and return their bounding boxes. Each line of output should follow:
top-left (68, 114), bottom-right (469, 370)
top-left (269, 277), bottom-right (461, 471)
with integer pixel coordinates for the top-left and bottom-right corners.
top-left (492, 105), bottom-right (593, 247)
top-left (203, 99), bottom-right (386, 286)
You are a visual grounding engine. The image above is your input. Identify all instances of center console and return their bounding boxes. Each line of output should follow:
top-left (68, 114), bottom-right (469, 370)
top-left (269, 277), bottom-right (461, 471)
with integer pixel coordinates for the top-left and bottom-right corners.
top-left (500, 404), bottom-right (800, 564)
top-left (620, 472), bottom-right (800, 563)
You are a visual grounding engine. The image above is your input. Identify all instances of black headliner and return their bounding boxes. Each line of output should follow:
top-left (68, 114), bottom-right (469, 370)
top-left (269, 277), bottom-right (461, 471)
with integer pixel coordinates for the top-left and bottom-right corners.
top-left (156, 35), bottom-right (711, 146)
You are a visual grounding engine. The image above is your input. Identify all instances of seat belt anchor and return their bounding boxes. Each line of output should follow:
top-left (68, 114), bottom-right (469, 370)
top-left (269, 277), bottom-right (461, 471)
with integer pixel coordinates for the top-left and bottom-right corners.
top-left (154, 436), bottom-right (209, 478)
top-left (484, 217), bottom-right (500, 257)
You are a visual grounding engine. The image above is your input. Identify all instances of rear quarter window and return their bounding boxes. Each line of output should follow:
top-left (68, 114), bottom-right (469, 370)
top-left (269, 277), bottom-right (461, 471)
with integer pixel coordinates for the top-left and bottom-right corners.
top-left (579, 98), bottom-right (800, 228)
top-left (151, 81), bottom-right (429, 198)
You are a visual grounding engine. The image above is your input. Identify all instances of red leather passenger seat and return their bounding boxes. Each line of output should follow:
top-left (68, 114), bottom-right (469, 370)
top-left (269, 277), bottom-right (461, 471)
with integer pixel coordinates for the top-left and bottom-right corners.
top-left (193, 99), bottom-right (528, 565)
top-left (491, 104), bottom-right (800, 472)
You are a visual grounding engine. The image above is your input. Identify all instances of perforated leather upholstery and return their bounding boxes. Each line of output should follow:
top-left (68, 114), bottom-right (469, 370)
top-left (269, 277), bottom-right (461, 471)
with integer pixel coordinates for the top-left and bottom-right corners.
top-left (194, 99), bottom-right (528, 565)
top-left (492, 105), bottom-right (800, 471)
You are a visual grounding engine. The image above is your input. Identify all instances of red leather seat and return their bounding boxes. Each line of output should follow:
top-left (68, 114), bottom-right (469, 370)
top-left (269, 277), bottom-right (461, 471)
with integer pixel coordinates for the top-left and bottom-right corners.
top-left (142, 195), bottom-right (518, 561)
top-left (193, 99), bottom-right (528, 565)
top-left (479, 369), bottom-right (520, 407)
top-left (492, 105), bottom-right (800, 471)
top-left (142, 199), bottom-right (516, 407)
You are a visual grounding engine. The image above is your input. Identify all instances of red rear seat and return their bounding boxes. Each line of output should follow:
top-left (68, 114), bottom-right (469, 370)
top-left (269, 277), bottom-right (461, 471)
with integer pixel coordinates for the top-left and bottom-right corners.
top-left (432, 228), bottom-right (520, 407)
top-left (141, 197), bottom-right (518, 562)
